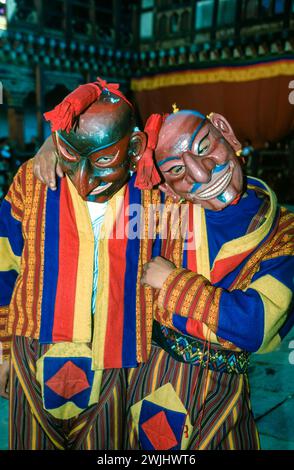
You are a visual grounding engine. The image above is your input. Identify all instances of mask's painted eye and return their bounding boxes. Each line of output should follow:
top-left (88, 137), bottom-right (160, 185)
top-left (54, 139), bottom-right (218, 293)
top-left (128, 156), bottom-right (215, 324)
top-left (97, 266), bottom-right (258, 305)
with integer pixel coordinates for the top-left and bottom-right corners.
top-left (167, 165), bottom-right (185, 175)
top-left (198, 137), bottom-right (210, 155)
top-left (59, 145), bottom-right (79, 162)
top-left (95, 156), bottom-right (114, 165)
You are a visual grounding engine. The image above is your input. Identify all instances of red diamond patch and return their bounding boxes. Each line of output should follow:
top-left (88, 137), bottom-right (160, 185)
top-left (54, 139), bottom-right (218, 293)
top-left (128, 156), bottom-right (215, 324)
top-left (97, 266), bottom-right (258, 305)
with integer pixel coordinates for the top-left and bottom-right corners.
top-left (45, 361), bottom-right (90, 399)
top-left (141, 410), bottom-right (178, 450)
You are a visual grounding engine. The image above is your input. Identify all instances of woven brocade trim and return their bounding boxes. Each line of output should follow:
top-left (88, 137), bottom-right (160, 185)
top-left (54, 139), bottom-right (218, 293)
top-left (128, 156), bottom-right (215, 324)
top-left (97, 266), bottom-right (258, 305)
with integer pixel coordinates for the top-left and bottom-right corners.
top-left (160, 325), bottom-right (249, 374)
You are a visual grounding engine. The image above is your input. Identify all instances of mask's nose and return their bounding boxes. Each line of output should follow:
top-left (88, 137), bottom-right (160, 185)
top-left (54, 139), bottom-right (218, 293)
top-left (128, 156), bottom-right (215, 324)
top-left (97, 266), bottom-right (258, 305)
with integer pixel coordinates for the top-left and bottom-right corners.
top-left (71, 159), bottom-right (100, 199)
top-left (182, 151), bottom-right (216, 185)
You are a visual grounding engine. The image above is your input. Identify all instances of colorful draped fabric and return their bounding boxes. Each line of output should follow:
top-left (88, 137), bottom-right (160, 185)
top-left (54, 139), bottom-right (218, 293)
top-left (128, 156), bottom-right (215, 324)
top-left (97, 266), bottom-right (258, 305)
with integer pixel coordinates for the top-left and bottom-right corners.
top-left (0, 160), bottom-right (158, 368)
top-left (155, 178), bottom-right (294, 354)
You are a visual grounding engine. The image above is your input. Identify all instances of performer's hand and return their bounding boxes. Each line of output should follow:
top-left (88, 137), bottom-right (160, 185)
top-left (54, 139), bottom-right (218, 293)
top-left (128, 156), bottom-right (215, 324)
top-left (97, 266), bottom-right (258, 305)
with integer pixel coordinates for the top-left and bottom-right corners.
top-left (33, 135), bottom-right (64, 190)
top-left (0, 359), bottom-right (10, 399)
top-left (141, 257), bottom-right (176, 289)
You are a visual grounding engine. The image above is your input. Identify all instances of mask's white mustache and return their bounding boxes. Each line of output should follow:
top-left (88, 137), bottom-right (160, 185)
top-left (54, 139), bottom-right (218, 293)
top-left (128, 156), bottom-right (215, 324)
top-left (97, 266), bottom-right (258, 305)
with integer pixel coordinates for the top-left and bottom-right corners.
top-left (89, 181), bottom-right (113, 195)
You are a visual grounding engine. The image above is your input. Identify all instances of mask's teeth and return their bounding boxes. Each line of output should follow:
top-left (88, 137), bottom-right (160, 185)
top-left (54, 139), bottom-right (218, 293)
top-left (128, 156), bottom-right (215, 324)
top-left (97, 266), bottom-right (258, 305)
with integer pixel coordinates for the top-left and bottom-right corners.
top-left (198, 169), bottom-right (232, 199)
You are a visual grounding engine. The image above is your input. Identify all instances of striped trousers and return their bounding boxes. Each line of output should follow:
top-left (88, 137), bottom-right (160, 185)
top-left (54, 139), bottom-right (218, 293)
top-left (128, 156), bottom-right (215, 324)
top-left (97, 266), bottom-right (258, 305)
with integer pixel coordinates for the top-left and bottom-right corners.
top-left (9, 337), bottom-right (260, 450)
top-left (10, 336), bottom-right (127, 450)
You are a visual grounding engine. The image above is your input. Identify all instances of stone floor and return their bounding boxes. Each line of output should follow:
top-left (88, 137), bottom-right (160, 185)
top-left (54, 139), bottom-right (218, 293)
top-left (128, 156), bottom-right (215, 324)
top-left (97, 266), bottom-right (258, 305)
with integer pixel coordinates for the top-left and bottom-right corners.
top-left (0, 331), bottom-right (293, 450)
top-left (249, 330), bottom-right (294, 450)
top-left (0, 395), bottom-right (8, 450)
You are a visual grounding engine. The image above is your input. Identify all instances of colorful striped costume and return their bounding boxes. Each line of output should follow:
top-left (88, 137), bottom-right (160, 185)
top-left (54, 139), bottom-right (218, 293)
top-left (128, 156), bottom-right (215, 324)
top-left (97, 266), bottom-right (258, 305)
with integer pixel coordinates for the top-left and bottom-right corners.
top-left (125, 178), bottom-right (294, 450)
top-left (0, 160), bottom-right (158, 449)
top-left (154, 178), bottom-right (294, 353)
top-left (0, 159), bottom-right (156, 367)
top-left (1, 161), bottom-right (293, 449)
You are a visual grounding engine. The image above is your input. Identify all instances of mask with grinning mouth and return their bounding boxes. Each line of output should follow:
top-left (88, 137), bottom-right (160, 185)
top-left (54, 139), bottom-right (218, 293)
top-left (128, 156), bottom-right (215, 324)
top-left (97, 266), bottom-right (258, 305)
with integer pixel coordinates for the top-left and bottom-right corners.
top-left (155, 110), bottom-right (244, 211)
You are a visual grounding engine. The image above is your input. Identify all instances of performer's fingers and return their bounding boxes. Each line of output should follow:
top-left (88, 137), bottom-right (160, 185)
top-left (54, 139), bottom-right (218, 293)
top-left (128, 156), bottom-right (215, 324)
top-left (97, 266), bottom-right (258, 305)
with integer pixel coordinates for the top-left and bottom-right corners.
top-left (142, 262), bottom-right (149, 272)
top-left (56, 161), bottom-right (65, 179)
top-left (47, 166), bottom-right (57, 190)
top-left (33, 165), bottom-right (45, 184)
top-left (36, 166), bottom-right (47, 185)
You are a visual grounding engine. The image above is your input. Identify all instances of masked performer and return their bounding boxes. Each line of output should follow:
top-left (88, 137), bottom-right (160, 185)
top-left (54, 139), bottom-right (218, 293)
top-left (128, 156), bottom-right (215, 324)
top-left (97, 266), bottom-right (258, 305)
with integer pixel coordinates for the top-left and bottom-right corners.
top-left (27, 108), bottom-right (294, 451)
top-left (0, 78), bottom-right (162, 450)
top-left (134, 109), bottom-right (293, 450)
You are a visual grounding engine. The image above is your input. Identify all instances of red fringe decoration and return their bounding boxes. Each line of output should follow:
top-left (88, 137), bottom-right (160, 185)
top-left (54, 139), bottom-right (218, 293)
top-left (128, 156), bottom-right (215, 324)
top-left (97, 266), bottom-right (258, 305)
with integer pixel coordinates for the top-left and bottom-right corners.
top-left (135, 114), bottom-right (163, 190)
top-left (44, 77), bottom-right (133, 133)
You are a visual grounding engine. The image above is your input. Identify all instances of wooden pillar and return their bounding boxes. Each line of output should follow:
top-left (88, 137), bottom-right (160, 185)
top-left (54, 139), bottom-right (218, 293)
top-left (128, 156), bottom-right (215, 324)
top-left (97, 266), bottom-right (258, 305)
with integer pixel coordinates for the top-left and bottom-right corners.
top-left (284, 0), bottom-right (291, 29)
top-left (35, 0), bottom-right (43, 32)
top-left (211, 0), bottom-right (219, 41)
top-left (113, 0), bottom-right (122, 50)
top-left (89, 0), bottom-right (96, 41)
top-left (132, 2), bottom-right (140, 52)
top-left (35, 64), bottom-right (44, 144)
top-left (235, 0), bottom-right (243, 39)
top-left (190, 0), bottom-right (196, 43)
top-left (64, 0), bottom-right (72, 41)
top-left (7, 107), bottom-right (24, 149)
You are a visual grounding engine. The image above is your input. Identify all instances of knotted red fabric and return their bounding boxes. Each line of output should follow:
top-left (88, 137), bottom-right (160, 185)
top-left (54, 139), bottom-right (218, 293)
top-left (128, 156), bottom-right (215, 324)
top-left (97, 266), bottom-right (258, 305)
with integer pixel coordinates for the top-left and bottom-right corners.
top-left (95, 77), bottom-right (133, 110)
top-left (135, 114), bottom-right (164, 190)
top-left (44, 77), bottom-right (133, 133)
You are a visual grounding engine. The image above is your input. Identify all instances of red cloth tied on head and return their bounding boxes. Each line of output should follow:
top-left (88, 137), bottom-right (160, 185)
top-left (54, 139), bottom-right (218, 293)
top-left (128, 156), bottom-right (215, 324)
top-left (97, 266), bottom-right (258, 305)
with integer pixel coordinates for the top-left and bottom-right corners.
top-left (95, 77), bottom-right (133, 109)
top-left (135, 114), bottom-right (164, 190)
top-left (44, 77), bottom-right (133, 133)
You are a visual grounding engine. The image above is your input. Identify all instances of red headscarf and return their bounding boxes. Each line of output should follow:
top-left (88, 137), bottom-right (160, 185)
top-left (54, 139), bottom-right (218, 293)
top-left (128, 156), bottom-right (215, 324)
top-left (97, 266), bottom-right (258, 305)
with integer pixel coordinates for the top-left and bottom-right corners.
top-left (135, 113), bottom-right (168, 190)
top-left (44, 77), bottom-right (133, 134)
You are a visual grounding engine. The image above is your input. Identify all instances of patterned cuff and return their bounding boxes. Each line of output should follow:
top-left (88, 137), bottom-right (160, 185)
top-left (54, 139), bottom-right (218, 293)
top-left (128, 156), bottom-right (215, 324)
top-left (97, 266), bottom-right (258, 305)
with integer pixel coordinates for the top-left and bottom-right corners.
top-left (157, 267), bottom-right (221, 334)
top-left (158, 268), bottom-right (201, 316)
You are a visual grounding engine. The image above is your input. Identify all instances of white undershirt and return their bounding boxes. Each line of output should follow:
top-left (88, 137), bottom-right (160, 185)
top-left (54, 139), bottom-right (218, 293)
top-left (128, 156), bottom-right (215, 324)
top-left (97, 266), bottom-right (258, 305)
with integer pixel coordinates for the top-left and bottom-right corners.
top-left (86, 201), bottom-right (108, 315)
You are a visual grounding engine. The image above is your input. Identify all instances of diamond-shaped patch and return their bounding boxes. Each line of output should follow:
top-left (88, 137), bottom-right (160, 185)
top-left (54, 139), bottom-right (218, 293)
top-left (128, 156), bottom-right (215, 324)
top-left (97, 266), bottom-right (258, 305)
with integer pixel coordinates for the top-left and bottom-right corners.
top-left (141, 410), bottom-right (178, 450)
top-left (45, 360), bottom-right (90, 399)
